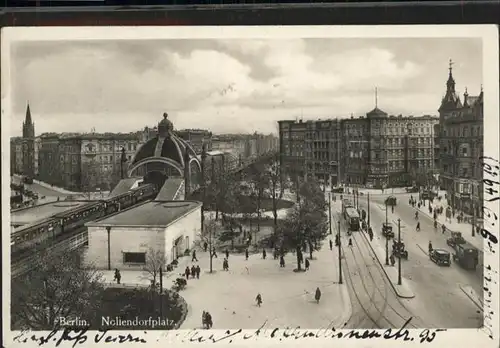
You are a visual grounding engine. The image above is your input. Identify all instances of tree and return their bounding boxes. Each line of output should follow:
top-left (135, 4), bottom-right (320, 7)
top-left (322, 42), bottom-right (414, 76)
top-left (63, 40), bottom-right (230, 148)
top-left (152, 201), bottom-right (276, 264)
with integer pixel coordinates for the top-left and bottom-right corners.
top-left (195, 217), bottom-right (223, 273)
top-left (81, 157), bottom-right (101, 199)
top-left (143, 248), bottom-right (166, 290)
top-left (11, 250), bottom-right (104, 330)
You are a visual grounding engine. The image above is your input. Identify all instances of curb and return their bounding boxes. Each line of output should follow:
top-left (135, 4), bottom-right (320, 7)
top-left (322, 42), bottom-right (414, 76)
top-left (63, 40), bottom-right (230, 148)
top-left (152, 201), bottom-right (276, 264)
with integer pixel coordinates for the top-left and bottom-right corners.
top-left (459, 285), bottom-right (483, 312)
top-left (358, 226), bottom-right (415, 299)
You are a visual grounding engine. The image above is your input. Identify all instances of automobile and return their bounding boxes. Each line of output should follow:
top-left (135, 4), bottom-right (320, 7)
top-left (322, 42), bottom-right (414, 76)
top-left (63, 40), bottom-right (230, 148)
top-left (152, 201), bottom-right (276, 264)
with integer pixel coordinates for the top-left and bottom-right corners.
top-left (405, 186), bottom-right (419, 193)
top-left (331, 187), bottom-right (344, 193)
top-left (385, 196), bottom-right (397, 206)
top-left (382, 222), bottom-right (394, 239)
top-left (446, 231), bottom-right (466, 249)
top-left (429, 249), bottom-right (451, 266)
top-left (392, 241), bottom-right (409, 259)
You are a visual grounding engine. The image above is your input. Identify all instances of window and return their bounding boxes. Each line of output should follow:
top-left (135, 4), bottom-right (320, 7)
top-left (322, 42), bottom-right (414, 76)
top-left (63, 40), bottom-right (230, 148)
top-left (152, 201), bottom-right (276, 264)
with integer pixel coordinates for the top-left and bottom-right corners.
top-left (462, 147), bottom-right (468, 156)
top-left (123, 252), bottom-right (146, 264)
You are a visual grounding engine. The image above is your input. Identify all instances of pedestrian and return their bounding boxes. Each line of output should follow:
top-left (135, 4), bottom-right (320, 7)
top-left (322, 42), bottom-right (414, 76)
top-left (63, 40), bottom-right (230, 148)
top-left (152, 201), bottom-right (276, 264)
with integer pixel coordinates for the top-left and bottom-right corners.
top-left (442, 225), bottom-right (446, 234)
top-left (223, 258), bottom-right (229, 271)
top-left (245, 248), bottom-right (249, 260)
top-left (203, 241), bottom-right (208, 252)
top-left (191, 265), bottom-right (196, 279)
top-left (329, 239), bottom-right (333, 250)
top-left (273, 248), bottom-right (279, 260)
top-left (315, 287), bottom-right (322, 304)
top-left (205, 312), bottom-right (213, 329)
top-left (262, 249), bottom-right (267, 259)
top-left (391, 205), bottom-right (394, 213)
top-left (305, 258), bottom-right (310, 271)
top-left (114, 268), bottom-right (121, 284)
top-left (212, 247), bottom-right (218, 258)
top-left (280, 255), bottom-right (285, 267)
top-left (196, 265), bottom-right (201, 279)
top-left (256, 293), bottom-right (262, 307)
top-left (416, 222), bottom-right (420, 232)
top-left (202, 311), bottom-right (206, 329)
top-left (225, 249), bottom-right (229, 259)
top-left (192, 250), bottom-right (198, 262)
top-left (185, 266), bottom-right (190, 280)
top-left (348, 238), bottom-right (353, 247)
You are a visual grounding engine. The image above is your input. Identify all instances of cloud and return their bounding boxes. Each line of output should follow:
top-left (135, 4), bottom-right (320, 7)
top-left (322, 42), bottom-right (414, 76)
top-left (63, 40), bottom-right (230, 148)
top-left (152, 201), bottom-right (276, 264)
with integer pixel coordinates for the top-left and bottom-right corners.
top-left (9, 38), bottom-right (481, 136)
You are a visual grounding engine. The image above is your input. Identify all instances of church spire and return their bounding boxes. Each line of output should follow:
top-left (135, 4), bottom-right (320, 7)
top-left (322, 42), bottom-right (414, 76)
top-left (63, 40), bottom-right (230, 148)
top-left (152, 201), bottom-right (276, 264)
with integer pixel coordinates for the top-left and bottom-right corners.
top-left (446, 59), bottom-right (455, 93)
top-left (25, 102), bottom-right (32, 125)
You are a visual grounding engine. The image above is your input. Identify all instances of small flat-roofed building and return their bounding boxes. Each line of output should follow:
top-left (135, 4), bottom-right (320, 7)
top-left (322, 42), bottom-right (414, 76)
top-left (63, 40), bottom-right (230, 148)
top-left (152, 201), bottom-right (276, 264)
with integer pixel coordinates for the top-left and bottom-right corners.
top-left (10, 200), bottom-right (90, 229)
top-left (85, 200), bottom-right (202, 270)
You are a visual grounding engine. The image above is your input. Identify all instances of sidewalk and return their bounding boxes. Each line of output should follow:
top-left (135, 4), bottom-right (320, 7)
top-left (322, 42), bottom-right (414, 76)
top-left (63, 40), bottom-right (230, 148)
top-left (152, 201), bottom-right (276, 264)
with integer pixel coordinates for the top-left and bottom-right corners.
top-left (416, 199), bottom-right (483, 251)
top-left (99, 238), bottom-right (352, 329)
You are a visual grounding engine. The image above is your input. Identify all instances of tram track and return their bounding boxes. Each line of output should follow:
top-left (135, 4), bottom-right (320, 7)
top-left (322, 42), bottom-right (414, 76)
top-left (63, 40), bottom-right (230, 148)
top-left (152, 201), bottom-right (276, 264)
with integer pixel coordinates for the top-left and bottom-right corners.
top-left (336, 211), bottom-right (423, 329)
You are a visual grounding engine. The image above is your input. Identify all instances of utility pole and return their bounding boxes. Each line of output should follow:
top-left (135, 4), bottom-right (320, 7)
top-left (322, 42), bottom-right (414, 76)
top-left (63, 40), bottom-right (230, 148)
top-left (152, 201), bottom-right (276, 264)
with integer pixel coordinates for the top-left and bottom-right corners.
top-left (471, 184), bottom-right (475, 237)
top-left (328, 192), bottom-right (332, 235)
top-left (367, 193), bottom-right (370, 227)
top-left (397, 219), bottom-right (402, 285)
top-left (159, 267), bottom-right (163, 318)
top-left (338, 220), bottom-right (342, 284)
top-left (385, 200), bottom-right (389, 265)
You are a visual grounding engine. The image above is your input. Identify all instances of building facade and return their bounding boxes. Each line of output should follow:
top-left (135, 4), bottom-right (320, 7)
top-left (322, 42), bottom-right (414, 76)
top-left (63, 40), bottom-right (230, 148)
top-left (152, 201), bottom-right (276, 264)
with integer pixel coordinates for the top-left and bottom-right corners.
top-left (438, 62), bottom-right (483, 215)
top-left (278, 111), bottom-right (439, 188)
top-left (38, 132), bottom-right (144, 191)
top-left (177, 129), bottom-right (213, 154)
top-left (10, 137), bottom-right (23, 175)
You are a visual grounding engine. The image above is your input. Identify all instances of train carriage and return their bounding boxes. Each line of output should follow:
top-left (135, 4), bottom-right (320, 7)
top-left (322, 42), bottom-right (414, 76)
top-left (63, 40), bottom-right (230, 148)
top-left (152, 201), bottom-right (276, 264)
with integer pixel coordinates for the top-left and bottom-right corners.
top-left (342, 199), bottom-right (354, 218)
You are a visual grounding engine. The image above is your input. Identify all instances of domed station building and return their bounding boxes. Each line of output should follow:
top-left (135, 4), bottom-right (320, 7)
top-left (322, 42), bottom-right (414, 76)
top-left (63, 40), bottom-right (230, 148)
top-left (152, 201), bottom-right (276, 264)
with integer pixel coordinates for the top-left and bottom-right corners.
top-left (128, 113), bottom-right (202, 198)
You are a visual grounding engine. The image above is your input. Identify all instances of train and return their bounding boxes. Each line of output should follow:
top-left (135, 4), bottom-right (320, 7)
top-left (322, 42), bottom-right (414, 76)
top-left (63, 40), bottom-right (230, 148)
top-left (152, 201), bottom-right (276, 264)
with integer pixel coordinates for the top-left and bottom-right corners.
top-left (11, 183), bottom-right (158, 255)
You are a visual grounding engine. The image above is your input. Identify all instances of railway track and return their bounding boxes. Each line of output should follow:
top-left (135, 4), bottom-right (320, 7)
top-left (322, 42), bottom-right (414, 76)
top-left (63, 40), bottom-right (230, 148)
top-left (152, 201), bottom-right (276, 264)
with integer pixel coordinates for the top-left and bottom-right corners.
top-left (337, 211), bottom-right (424, 329)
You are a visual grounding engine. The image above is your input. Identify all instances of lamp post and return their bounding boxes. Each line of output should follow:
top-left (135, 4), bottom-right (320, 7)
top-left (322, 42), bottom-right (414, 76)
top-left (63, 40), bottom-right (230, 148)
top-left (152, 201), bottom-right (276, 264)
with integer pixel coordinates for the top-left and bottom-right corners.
top-left (471, 184), bottom-right (475, 237)
top-left (338, 220), bottom-right (342, 284)
top-left (367, 193), bottom-right (370, 227)
top-left (385, 200), bottom-right (389, 266)
top-left (397, 218), bottom-right (402, 285)
top-left (328, 192), bottom-right (333, 235)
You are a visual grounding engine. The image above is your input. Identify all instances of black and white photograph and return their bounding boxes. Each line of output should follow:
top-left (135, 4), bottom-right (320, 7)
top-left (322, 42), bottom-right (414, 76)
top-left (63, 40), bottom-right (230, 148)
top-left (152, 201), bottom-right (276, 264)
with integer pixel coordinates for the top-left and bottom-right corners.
top-left (2, 25), bottom-right (499, 346)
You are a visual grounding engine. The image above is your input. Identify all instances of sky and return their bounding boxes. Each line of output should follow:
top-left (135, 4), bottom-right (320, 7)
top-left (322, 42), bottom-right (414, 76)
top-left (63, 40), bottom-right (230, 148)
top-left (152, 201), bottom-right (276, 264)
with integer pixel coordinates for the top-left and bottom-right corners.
top-left (9, 37), bottom-right (482, 136)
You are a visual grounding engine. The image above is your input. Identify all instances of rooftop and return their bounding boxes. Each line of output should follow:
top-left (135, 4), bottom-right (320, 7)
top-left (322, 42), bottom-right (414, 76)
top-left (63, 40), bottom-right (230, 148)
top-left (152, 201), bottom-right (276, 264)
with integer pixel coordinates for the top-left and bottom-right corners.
top-left (11, 200), bottom-right (90, 226)
top-left (155, 178), bottom-right (184, 201)
top-left (88, 200), bottom-right (201, 227)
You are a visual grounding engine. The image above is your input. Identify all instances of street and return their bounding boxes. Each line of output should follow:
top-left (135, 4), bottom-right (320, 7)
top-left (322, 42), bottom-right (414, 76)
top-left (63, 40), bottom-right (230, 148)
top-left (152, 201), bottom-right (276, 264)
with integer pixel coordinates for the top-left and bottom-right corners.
top-left (351, 193), bottom-right (483, 328)
top-left (12, 175), bottom-right (71, 198)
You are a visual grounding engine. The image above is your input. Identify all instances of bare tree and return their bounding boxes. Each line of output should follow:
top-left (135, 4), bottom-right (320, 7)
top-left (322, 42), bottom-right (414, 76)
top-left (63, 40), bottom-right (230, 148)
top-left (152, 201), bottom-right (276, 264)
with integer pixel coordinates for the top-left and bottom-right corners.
top-left (11, 250), bottom-right (104, 330)
top-left (195, 217), bottom-right (223, 273)
top-left (143, 248), bottom-right (166, 290)
top-left (80, 157), bottom-right (101, 199)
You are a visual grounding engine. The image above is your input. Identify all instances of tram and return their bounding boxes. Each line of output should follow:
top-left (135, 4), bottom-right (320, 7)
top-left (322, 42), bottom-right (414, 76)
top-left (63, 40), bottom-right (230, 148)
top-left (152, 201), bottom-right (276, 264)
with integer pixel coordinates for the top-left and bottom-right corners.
top-left (342, 199), bottom-right (354, 218)
top-left (345, 207), bottom-right (360, 232)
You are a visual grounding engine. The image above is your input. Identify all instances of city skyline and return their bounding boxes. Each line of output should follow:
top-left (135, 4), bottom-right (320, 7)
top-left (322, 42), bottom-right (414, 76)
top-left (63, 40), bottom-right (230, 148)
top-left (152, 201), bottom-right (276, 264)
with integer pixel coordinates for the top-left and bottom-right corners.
top-left (8, 35), bottom-right (482, 137)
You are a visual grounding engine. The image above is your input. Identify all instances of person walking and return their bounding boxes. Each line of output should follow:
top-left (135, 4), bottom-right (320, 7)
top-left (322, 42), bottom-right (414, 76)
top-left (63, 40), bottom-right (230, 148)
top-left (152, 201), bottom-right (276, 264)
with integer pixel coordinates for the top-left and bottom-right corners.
top-left (315, 287), bottom-right (322, 304)
top-left (205, 312), bottom-right (213, 329)
top-left (225, 249), bottom-right (229, 259)
top-left (196, 265), bottom-right (201, 279)
top-left (185, 266), bottom-right (190, 280)
top-left (305, 258), bottom-right (310, 271)
top-left (114, 269), bottom-right (121, 284)
top-left (245, 248), bottom-right (249, 260)
top-left (280, 255), bottom-right (285, 267)
top-left (416, 222), bottom-right (421, 232)
top-left (223, 258), bottom-right (229, 271)
top-left (329, 239), bottom-right (333, 251)
top-left (348, 238), bottom-right (353, 247)
top-left (212, 247), bottom-right (218, 258)
top-left (256, 293), bottom-right (262, 307)
top-left (192, 250), bottom-right (198, 262)
top-left (262, 249), bottom-right (267, 259)
top-left (191, 265), bottom-right (196, 279)
top-left (203, 241), bottom-right (208, 252)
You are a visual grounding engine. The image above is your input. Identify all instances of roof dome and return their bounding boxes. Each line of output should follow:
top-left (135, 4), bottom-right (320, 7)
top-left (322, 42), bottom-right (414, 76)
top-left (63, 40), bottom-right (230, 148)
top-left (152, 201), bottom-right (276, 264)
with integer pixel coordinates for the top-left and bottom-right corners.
top-left (366, 107), bottom-right (388, 119)
top-left (129, 113), bottom-right (199, 171)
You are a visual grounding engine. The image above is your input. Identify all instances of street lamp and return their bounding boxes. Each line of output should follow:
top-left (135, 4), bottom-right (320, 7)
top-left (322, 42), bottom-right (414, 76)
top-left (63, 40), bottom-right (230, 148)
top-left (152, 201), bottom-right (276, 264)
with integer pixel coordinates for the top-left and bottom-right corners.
top-left (337, 220), bottom-right (342, 284)
top-left (328, 192), bottom-right (333, 235)
top-left (397, 218), bottom-right (402, 285)
top-left (385, 199), bottom-right (389, 266)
